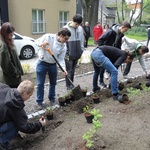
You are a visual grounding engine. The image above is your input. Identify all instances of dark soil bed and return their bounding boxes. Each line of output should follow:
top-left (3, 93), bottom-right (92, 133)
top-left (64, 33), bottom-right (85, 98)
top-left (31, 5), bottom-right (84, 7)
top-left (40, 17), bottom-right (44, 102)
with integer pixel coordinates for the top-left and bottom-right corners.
top-left (14, 64), bottom-right (150, 150)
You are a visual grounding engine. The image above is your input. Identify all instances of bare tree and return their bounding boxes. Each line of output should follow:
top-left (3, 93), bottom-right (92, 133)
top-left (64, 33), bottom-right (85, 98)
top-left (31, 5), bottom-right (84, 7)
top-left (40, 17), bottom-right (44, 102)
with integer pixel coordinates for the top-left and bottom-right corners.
top-left (129, 0), bottom-right (150, 26)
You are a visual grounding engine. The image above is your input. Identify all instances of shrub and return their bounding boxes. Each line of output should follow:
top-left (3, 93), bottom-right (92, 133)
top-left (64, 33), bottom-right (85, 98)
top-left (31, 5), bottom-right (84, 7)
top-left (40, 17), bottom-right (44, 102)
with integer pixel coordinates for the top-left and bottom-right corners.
top-left (22, 63), bottom-right (30, 74)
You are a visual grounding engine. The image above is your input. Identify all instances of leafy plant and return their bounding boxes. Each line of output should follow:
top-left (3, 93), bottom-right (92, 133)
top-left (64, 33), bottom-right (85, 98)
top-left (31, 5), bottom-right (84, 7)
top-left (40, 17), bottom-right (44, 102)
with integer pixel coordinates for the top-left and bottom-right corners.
top-left (141, 84), bottom-right (150, 92)
top-left (45, 107), bottom-right (53, 115)
top-left (126, 87), bottom-right (140, 97)
top-left (83, 105), bottom-right (91, 114)
top-left (82, 106), bottom-right (102, 148)
top-left (21, 63), bottom-right (30, 74)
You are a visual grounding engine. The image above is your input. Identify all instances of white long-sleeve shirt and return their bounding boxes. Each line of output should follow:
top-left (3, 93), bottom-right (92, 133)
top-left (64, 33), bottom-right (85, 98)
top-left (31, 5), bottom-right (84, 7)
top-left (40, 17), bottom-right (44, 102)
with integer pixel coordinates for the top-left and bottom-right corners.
top-left (122, 36), bottom-right (148, 73)
top-left (35, 34), bottom-right (67, 70)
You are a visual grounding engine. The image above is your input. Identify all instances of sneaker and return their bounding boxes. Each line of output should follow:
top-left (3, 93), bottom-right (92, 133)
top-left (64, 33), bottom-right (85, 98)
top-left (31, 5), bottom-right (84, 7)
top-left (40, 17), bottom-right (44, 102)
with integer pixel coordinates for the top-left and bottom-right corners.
top-left (37, 103), bottom-right (43, 110)
top-left (123, 75), bottom-right (128, 79)
top-left (113, 93), bottom-right (122, 100)
top-left (100, 83), bottom-right (107, 89)
top-left (50, 101), bottom-right (56, 106)
top-left (0, 142), bottom-right (12, 150)
top-left (92, 86), bottom-right (100, 93)
top-left (50, 101), bottom-right (60, 108)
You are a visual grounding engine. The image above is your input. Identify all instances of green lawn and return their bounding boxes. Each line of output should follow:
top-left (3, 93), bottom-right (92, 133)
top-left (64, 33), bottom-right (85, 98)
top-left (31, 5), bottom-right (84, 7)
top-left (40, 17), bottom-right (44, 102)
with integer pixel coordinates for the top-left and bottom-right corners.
top-left (88, 35), bottom-right (147, 46)
top-left (88, 37), bottom-right (95, 46)
top-left (125, 35), bottom-right (147, 41)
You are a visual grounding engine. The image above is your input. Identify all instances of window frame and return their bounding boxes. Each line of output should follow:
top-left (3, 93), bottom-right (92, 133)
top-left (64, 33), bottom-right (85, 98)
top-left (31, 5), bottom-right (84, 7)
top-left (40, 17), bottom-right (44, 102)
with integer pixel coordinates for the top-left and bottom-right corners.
top-left (59, 11), bottom-right (69, 29)
top-left (32, 9), bottom-right (46, 34)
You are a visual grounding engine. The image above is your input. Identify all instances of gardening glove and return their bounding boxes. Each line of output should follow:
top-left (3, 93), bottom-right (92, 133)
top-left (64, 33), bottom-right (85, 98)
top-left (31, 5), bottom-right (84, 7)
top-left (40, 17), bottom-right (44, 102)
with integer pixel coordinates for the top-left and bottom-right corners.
top-left (39, 117), bottom-right (46, 126)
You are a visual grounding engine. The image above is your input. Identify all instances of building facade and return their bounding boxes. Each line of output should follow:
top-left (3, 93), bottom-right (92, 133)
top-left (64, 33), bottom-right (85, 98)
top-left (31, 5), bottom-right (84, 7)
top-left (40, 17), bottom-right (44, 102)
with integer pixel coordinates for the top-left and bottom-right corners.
top-left (8, 0), bottom-right (76, 39)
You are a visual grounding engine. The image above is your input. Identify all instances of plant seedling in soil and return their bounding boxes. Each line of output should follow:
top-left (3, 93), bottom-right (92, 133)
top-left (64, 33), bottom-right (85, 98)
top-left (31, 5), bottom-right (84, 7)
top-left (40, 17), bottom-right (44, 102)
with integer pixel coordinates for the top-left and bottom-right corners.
top-left (45, 107), bottom-right (54, 120)
top-left (82, 106), bottom-right (102, 148)
top-left (45, 107), bottom-right (53, 115)
top-left (127, 87), bottom-right (140, 97)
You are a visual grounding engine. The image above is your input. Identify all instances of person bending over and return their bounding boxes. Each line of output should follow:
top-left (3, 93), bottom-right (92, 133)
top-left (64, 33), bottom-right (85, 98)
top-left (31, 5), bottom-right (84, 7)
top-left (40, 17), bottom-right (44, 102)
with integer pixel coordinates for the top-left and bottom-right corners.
top-left (98, 21), bottom-right (131, 88)
top-left (122, 36), bottom-right (149, 78)
top-left (91, 45), bottom-right (133, 101)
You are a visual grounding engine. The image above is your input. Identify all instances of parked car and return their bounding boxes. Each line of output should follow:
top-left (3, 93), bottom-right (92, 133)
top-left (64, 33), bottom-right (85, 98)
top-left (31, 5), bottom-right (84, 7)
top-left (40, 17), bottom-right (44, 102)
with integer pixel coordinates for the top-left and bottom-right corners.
top-left (13, 32), bottom-right (38, 59)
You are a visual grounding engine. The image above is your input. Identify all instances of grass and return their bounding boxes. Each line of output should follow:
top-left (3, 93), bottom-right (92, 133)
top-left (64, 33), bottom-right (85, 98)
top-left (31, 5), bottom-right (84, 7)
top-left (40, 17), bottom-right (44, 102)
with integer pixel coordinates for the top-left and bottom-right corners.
top-left (88, 35), bottom-right (147, 46)
top-left (125, 35), bottom-right (147, 41)
top-left (88, 37), bottom-right (95, 46)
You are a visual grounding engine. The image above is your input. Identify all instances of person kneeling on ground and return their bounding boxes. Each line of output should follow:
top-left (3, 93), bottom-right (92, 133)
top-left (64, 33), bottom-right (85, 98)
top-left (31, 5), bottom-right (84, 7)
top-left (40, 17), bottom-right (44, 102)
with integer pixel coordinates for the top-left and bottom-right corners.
top-left (122, 36), bottom-right (149, 78)
top-left (0, 80), bottom-right (46, 150)
top-left (91, 45), bottom-right (133, 101)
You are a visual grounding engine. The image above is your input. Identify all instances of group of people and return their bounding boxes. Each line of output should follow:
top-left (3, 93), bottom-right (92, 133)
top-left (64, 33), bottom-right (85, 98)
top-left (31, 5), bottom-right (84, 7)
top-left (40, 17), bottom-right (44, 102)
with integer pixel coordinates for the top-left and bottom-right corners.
top-left (91, 21), bottom-right (149, 100)
top-left (0, 14), bottom-right (84, 149)
top-left (0, 15), bottom-right (149, 149)
top-left (82, 21), bottom-right (110, 48)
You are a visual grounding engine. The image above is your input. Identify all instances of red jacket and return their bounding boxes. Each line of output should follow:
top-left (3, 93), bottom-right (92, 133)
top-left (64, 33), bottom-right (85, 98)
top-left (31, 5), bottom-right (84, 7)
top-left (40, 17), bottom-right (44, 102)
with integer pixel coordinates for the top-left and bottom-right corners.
top-left (93, 25), bottom-right (103, 41)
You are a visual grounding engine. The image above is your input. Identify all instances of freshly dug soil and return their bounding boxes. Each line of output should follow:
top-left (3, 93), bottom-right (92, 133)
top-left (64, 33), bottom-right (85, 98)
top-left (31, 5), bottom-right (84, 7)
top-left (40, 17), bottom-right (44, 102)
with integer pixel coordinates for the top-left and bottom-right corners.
top-left (14, 63), bottom-right (150, 150)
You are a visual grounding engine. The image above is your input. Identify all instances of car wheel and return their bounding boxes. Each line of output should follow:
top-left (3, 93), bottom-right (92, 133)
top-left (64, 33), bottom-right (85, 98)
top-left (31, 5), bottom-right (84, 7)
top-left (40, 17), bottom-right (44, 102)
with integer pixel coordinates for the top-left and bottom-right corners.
top-left (20, 46), bottom-right (35, 59)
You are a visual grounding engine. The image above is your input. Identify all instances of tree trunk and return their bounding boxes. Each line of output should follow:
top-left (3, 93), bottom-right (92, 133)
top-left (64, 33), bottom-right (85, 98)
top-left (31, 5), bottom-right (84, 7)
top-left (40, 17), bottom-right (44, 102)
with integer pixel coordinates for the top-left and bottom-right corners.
top-left (81, 0), bottom-right (99, 36)
top-left (122, 0), bottom-right (125, 21)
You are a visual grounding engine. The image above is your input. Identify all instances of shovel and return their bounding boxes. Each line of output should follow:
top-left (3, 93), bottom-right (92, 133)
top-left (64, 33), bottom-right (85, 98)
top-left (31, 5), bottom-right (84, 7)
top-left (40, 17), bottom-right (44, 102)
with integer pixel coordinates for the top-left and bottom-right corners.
top-left (41, 43), bottom-right (83, 100)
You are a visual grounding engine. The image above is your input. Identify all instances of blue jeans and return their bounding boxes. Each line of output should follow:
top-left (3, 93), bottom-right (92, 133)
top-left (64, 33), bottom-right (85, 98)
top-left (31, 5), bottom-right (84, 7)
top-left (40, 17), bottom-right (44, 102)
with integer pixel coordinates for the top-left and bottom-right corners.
top-left (36, 60), bottom-right (57, 104)
top-left (91, 48), bottom-right (118, 95)
top-left (0, 122), bottom-right (18, 143)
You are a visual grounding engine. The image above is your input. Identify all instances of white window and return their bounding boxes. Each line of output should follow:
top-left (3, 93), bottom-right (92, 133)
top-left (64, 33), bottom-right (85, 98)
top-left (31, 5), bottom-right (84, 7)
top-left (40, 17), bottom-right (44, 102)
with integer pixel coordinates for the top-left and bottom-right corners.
top-left (32, 10), bottom-right (45, 34)
top-left (59, 11), bottom-right (68, 29)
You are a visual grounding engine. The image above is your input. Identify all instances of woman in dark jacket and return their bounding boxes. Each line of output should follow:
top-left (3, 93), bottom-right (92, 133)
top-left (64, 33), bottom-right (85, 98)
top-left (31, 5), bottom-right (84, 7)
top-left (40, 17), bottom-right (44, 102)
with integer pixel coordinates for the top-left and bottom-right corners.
top-left (0, 22), bottom-right (23, 88)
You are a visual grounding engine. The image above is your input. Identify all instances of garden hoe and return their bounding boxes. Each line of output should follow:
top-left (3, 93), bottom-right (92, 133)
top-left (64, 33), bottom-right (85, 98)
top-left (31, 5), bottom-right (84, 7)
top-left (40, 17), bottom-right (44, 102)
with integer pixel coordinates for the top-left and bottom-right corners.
top-left (41, 43), bottom-right (83, 100)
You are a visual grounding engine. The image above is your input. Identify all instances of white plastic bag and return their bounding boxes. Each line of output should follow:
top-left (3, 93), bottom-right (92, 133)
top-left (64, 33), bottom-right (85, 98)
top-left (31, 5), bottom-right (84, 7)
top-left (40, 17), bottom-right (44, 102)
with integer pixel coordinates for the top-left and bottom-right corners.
top-left (80, 50), bottom-right (91, 64)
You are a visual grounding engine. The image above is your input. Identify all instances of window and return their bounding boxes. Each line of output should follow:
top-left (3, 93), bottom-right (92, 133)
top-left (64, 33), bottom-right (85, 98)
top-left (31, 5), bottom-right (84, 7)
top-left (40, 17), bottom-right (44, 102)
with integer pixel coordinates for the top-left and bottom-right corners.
top-left (32, 10), bottom-right (45, 34)
top-left (59, 11), bottom-right (68, 29)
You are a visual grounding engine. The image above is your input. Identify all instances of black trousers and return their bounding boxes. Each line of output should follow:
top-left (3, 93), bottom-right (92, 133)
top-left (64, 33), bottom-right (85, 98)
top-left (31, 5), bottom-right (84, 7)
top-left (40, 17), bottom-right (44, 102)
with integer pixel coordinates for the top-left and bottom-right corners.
top-left (84, 36), bottom-right (89, 48)
top-left (65, 59), bottom-right (78, 88)
top-left (123, 62), bottom-right (132, 76)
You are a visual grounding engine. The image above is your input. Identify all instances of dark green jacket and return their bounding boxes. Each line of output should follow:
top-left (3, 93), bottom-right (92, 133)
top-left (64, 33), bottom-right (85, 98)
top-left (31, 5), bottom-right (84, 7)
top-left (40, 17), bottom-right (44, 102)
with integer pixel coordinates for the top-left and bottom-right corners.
top-left (0, 40), bottom-right (23, 86)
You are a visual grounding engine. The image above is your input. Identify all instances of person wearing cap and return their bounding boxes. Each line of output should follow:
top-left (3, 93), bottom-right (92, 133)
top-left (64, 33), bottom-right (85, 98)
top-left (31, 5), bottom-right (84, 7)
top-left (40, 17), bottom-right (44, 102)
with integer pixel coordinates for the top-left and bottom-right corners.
top-left (63, 14), bottom-right (84, 91)
top-left (122, 36), bottom-right (149, 78)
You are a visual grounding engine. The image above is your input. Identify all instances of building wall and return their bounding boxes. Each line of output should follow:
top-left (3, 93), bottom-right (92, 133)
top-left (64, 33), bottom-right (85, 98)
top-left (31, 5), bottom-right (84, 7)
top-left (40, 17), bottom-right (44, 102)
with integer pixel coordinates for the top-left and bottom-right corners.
top-left (8, 0), bottom-right (76, 39)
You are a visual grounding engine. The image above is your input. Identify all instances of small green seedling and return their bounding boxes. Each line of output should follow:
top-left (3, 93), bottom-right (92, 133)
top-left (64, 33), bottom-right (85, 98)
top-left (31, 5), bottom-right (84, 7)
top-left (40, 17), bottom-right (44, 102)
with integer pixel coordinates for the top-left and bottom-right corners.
top-left (82, 106), bottom-right (102, 148)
